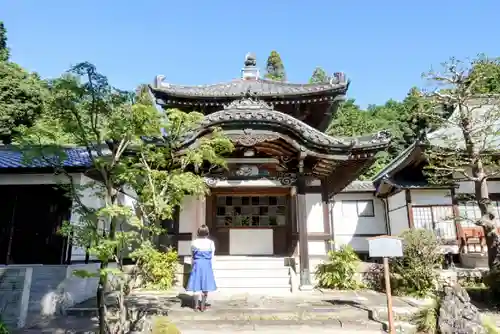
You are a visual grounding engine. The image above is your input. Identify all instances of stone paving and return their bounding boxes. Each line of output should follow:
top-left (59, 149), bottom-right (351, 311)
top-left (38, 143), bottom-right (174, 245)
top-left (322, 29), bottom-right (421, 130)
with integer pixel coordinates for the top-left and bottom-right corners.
top-left (18, 288), bottom-right (432, 333)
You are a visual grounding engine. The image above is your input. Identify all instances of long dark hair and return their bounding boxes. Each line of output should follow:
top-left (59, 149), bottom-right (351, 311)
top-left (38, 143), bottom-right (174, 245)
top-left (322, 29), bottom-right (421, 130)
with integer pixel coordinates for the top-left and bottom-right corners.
top-left (197, 224), bottom-right (210, 238)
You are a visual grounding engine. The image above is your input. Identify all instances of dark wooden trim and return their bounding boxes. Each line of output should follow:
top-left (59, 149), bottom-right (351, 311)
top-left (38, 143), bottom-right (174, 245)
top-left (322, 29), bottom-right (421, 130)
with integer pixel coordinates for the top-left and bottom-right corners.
top-left (381, 198), bottom-right (391, 235)
top-left (297, 173), bottom-right (311, 285)
top-left (5, 195), bottom-right (16, 264)
top-left (215, 226), bottom-right (287, 230)
top-left (177, 233), bottom-right (192, 241)
top-left (84, 245), bottom-right (90, 264)
top-left (489, 193), bottom-right (500, 201)
top-left (320, 180), bottom-right (331, 239)
top-left (388, 204), bottom-right (407, 212)
top-left (410, 203), bottom-right (453, 209)
top-left (71, 259), bottom-right (101, 264)
top-left (306, 233), bottom-right (330, 241)
top-left (405, 189), bottom-right (414, 228)
top-left (65, 230), bottom-right (73, 265)
top-left (305, 186), bottom-right (322, 193)
top-left (450, 187), bottom-right (465, 251)
top-left (211, 187), bottom-right (289, 196)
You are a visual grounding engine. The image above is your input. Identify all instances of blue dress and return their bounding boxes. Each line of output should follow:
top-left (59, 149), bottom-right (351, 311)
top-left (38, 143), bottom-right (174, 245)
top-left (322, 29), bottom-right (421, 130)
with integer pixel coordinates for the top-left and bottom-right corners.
top-left (186, 239), bottom-right (217, 292)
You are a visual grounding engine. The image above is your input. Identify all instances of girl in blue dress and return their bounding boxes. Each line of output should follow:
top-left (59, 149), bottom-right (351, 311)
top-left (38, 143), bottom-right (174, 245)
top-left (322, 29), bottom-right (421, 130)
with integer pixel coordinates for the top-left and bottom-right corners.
top-left (186, 225), bottom-right (217, 311)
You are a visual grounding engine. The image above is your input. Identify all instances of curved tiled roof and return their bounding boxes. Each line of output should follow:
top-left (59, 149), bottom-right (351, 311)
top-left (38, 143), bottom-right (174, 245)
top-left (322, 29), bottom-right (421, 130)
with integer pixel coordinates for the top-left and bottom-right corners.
top-left (151, 77), bottom-right (348, 99)
top-left (178, 99), bottom-right (391, 156)
top-left (0, 147), bottom-right (92, 169)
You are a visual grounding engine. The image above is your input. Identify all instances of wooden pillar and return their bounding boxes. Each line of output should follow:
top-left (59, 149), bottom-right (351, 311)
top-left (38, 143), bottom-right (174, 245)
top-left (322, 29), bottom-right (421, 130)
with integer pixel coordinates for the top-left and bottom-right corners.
top-left (297, 158), bottom-right (312, 289)
top-left (321, 178), bottom-right (333, 249)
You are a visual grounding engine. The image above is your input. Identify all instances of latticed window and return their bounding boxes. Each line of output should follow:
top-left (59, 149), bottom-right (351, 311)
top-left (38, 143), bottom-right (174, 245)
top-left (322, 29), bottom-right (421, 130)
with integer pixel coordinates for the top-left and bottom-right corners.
top-left (458, 201), bottom-right (500, 227)
top-left (215, 195), bottom-right (287, 227)
top-left (412, 206), bottom-right (456, 240)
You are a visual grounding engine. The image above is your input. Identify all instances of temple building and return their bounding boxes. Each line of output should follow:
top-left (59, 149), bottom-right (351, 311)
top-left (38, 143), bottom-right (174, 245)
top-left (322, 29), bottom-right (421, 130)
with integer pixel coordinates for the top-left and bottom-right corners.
top-left (149, 53), bottom-right (391, 289)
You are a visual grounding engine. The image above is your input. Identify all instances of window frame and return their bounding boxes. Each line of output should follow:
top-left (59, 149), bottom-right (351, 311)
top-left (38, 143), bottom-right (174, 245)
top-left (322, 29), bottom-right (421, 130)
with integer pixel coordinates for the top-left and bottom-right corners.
top-left (342, 199), bottom-right (375, 217)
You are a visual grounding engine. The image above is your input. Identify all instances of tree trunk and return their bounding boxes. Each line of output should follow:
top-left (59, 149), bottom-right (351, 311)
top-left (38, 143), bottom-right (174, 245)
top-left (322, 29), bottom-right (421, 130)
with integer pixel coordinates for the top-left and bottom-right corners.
top-left (474, 169), bottom-right (500, 270)
top-left (97, 261), bottom-right (108, 334)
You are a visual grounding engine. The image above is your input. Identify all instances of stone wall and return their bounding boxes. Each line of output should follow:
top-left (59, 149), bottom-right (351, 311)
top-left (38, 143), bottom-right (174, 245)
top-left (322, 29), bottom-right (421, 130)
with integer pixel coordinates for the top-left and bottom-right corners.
top-left (0, 267), bottom-right (28, 329)
top-left (0, 264), bottom-right (107, 331)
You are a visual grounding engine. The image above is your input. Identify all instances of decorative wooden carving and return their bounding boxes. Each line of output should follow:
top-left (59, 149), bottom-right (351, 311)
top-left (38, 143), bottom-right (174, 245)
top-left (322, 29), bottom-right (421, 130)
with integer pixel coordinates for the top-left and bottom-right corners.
top-left (228, 129), bottom-right (280, 147)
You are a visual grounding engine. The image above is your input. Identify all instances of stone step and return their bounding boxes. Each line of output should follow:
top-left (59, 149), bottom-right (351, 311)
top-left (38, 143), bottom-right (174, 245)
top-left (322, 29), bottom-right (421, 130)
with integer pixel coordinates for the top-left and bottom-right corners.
top-left (212, 261), bottom-right (288, 270)
top-left (214, 268), bottom-right (290, 278)
top-left (184, 256), bottom-right (289, 270)
top-left (173, 319), bottom-right (416, 333)
top-left (214, 287), bottom-right (292, 294)
top-left (215, 276), bottom-right (290, 288)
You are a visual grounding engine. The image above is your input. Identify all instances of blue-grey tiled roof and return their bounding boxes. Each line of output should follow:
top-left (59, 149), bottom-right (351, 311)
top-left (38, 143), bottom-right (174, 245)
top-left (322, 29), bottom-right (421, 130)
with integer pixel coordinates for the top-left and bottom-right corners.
top-left (0, 147), bottom-right (92, 169)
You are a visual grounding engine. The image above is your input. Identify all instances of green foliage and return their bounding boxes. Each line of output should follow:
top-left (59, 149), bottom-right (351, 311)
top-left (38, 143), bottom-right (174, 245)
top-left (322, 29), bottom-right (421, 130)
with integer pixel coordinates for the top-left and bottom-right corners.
top-left (264, 50), bottom-right (286, 81)
top-left (0, 21), bottom-right (9, 62)
top-left (0, 21), bottom-right (48, 143)
top-left (483, 317), bottom-right (500, 334)
top-left (131, 243), bottom-right (178, 290)
top-left (0, 317), bottom-right (8, 334)
top-left (314, 244), bottom-right (361, 290)
top-left (411, 298), bottom-right (440, 334)
top-left (309, 67), bottom-right (330, 83)
top-left (326, 89), bottom-right (431, 179)
top-left (467, 54), bottom-right (500, 94)
top-left (0, 63), bottom-right (47, 143)
top-left (16, 62), bottom-right (232, 333)
top-left (390, 229), bottom-right (442, 297)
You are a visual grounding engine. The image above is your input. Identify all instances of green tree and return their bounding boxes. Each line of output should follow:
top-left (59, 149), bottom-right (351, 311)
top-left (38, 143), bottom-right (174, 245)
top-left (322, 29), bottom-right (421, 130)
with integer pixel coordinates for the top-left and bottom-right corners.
top-left (18, 62), bottom-right (233, 333)
top-left (466, 54), bottom-right (500, 94)
top-left (264, 50), bottom-right (286, 81)
top-left (421, 56), bottom-right (500, 277)
top-left (0, 21), bottom-right (9, 62)
top-left (0, 21), bottom-right (47, 143)
top-left (309, 67), bottom-right (330, 83)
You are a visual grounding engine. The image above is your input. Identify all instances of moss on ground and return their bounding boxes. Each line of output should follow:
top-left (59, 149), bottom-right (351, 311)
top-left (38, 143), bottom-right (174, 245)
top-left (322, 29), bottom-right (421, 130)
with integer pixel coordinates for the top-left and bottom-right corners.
top-left (152, 317), bottom-right (181, 334)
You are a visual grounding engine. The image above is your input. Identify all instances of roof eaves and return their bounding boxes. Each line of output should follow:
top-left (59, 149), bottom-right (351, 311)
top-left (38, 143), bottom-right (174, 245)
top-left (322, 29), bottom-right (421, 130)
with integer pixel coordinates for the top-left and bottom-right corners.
top-left (372, 141), bottom-right (423, 183)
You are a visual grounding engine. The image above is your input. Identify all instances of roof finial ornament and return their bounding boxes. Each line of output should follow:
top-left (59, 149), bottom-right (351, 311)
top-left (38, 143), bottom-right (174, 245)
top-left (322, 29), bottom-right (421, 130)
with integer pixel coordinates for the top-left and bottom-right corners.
top-left (244, 52), bottom-right (257, 67)
top-left (241, 52), bottom-right (259, 80)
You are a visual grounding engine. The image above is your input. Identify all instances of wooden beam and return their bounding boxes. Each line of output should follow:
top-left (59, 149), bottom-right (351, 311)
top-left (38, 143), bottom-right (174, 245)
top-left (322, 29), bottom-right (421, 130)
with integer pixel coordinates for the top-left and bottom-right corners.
top-left (297, 158), bottom-right (312, 288)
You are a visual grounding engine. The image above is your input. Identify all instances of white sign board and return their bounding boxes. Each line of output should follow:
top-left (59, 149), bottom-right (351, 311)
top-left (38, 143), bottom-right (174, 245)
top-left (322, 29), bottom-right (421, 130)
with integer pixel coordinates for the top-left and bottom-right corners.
top-left (368, 236), bottom-right (403, 258)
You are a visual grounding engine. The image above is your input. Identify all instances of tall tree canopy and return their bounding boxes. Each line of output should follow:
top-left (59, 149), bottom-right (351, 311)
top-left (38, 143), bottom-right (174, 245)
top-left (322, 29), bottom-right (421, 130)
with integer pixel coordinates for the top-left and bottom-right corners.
top-left (309, 67), bottom-right (330, 83)
top-left (0, 21), bottom-right (47, 143)
top-left (264, 50), bottom-right (286, 81)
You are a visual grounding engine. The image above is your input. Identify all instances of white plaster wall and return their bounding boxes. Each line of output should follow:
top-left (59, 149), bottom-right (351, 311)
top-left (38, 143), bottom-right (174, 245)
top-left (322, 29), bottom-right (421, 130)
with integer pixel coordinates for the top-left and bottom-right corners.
top-left (388, 207), bottom-right (409, 236)
top-left (0, 173), bottom-right (80, 185)
top-left (69, 176), bottom-right (139, 262)
top-left (178, 195), bottom-right (206, 244)
top-left (230, 229), bottom-right (273, 255)
top-left (69, 175), bottom-right (106, 262)
top-left (177, 240), bottom-right (191, 256)
top-left (179, 196), bottom-right (197, 234)
top-left (308, 241), bottom-right (327, 256)
top-left (410, 189), bottom-right (452, 206)
top-left (331, 193), bottom-right (386, 252)
top-left (306, 193), bottom-right (324, 233)
top-left (333, 236), bottom-right (370, 251)
top-left (457, 180), bottom-right (500, 194)
top-left (388, 191), bottom-right (406, 210)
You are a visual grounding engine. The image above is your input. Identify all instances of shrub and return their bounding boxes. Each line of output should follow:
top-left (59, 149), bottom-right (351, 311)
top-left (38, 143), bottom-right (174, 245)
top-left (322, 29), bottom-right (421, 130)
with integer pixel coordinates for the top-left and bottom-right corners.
top-left (132, 243), bottom-right (179, 290)
top-left (390, 229), bottom-right (442, 297)
top-left (0, 317), bottom-right (8, 334)
top-left (411, 297), bottom-right (440, 334)
top-left (314, 244), bottom-right (360, 290)
top-left (483, 317), bottom-right (500, 334)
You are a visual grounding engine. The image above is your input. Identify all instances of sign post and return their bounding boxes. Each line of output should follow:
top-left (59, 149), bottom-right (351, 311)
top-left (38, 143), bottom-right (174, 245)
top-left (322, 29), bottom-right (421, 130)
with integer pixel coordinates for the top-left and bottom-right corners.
top-left (367, 236), bottom-right (404, 334)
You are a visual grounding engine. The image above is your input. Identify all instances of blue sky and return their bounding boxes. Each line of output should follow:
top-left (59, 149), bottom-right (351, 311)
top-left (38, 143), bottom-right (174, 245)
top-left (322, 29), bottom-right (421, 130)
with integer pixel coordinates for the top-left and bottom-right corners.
top-left (3, 1), bottom-right (499, 107)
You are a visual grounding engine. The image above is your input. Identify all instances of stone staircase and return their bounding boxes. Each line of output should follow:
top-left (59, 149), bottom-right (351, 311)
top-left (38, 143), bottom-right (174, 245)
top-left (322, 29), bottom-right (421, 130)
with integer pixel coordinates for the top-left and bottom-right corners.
top-left (186, 256), bottom-right (293, 293)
